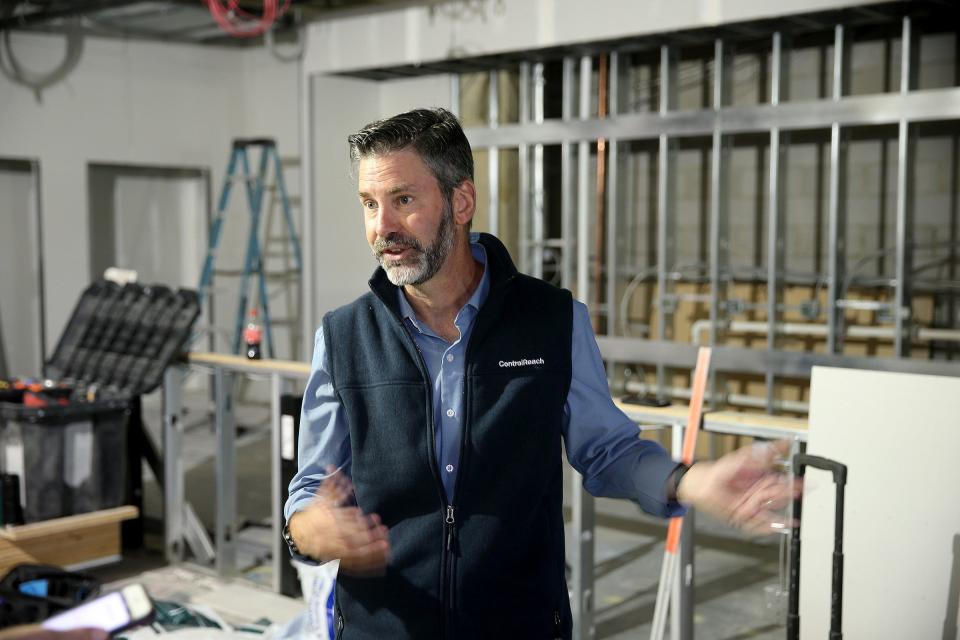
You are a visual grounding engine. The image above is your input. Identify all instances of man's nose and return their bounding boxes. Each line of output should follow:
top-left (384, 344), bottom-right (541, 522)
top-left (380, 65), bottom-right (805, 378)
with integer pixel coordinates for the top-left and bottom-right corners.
top-left (374, 204), bottom-right (400, 237)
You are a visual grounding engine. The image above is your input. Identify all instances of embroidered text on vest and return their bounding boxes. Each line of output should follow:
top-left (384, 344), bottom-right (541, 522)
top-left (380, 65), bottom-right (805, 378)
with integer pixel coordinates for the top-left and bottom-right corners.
top-left (499, 357), bottom-right (546, 368)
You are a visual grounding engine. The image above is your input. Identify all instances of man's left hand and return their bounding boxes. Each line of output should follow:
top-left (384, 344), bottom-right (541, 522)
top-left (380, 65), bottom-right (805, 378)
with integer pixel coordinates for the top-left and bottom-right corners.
top-left (676, 440), bottom-right (801, 535)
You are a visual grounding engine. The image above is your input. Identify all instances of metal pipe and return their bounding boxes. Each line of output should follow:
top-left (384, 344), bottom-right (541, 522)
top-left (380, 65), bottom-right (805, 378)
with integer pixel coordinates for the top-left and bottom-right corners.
top-left (592, 54), bottom-right (609, 333)
top-left (487, 69), bottom-right (500, 238)
top-left (690, 319), bottom-right (960, 344)
top-left (624, 380), bottom-right (810, 414)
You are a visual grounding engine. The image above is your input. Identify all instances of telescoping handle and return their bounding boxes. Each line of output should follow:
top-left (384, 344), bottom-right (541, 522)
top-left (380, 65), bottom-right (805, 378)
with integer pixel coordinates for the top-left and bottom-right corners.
top-left (787, 453), bottom-right (849, 640)
top-left (793, 453), bottom-right (847, 486)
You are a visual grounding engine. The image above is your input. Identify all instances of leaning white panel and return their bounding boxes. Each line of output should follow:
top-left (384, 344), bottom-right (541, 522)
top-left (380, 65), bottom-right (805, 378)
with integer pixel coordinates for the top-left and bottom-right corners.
top-left (804, 366), bottom-right (960, 639)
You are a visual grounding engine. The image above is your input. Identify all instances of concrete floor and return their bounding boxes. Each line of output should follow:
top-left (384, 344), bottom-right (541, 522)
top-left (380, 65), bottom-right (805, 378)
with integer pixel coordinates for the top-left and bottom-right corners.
top-left (126, 384), bottom-right (791, 639)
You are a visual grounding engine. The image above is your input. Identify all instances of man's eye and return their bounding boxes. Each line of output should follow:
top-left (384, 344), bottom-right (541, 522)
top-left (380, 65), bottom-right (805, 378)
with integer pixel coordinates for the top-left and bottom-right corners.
top-left (363, 200), bottom-right (377, 210)
top-left (398, 195), bottom-right (412, 206)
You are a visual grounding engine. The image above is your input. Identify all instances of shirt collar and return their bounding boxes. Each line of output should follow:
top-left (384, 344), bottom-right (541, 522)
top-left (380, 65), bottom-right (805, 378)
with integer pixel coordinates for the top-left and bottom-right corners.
top-left (397, 233), bottom-right (490, 326)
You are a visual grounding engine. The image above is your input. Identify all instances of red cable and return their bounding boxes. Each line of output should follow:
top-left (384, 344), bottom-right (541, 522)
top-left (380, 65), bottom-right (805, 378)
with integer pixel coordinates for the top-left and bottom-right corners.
top-left (205, 0), bottom-right (291, 39)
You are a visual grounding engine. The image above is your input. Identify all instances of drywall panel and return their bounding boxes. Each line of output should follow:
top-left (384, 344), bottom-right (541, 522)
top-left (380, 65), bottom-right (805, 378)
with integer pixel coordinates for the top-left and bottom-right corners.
top-left (803, 367), bottom-right (960, 639)
top-left (303, 0), bottom-right (880, 75)
top-left (0, 163), bottom-right (43, 376)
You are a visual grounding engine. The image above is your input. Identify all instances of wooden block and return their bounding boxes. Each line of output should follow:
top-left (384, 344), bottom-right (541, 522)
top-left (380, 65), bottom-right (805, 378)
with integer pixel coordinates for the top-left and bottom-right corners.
top-left (0, 506), bottom-right (137, 575)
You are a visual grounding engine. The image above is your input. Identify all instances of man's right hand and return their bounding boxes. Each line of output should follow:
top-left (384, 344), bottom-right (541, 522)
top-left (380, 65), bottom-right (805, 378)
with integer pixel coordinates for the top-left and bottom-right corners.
top-left (288, 467), bottom-right (391, 576)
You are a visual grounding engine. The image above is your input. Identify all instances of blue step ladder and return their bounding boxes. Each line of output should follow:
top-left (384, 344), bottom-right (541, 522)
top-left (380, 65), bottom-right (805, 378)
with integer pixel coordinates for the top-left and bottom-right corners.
top-left (198, 138), bottom-right (303, 359)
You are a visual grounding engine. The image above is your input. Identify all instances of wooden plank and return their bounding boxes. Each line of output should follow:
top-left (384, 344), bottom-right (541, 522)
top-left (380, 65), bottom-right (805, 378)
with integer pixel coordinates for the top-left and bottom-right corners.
top-left (0, 521), bottom-right (122, 576)
top-left (0, 506), bottom-right (138, 542)
top-left (187, 351), bottom-right (310, 377)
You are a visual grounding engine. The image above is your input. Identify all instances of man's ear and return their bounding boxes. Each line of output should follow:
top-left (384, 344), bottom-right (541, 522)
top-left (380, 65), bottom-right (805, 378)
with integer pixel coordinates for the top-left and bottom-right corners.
top-left (452, 180), bottom-right (476, 227)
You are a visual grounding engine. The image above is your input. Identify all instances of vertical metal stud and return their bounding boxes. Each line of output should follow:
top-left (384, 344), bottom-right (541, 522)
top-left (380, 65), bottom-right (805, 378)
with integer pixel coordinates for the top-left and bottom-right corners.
top-left (561, 57), bottom-right (575, 290)
top-left (767, 32), bottom-right (789, 413)
top-left (519, 62), bottom-right (531, 274)
top-left (826, 25), bottom-right (849, 354)
top-left (533, 62), bottom-right (546, 280)
top-left (894, 16), bottom-right (916, 357)
top-left (488, 70), bottom-right (500, 238)
top-left (577, 55), bottom-right (592, 304)
top-left (656, 45), bottom-right (677, 398)
top-left (606, 52), bottom-right (619, 335)
top-left (708, 39), bottom-right (731, 406)
top-left (270, 373), bottom-right (283, 593)
top-left (163, 366), bottom-right (184, 564)
top-left (215, 367), bottom-right (237, 576)
top-left (572, 54), bottom-right (596, 640)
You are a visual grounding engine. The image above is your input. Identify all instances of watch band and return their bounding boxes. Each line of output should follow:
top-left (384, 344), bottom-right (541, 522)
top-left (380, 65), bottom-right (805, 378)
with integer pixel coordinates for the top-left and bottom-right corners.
top-left (670, 462), bottom-right (692, 501)
top-left (282, 522), bottom-right (302, 556)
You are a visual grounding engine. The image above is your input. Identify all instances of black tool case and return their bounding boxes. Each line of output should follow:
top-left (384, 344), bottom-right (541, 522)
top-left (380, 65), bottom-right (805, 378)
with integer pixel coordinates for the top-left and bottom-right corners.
top-left (0, 281), bottom-right (200, 523)
top-left (787, 453), bottom-right (848, 640)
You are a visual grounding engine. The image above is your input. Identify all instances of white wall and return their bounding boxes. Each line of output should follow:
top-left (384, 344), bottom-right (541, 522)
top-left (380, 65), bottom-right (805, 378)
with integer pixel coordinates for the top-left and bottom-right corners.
top-left (303, 0), bottom-right (880, 75)
top-left (0, 31), bottom-right (301, 356)
top-left (304, 73), bottom-right (452, 331)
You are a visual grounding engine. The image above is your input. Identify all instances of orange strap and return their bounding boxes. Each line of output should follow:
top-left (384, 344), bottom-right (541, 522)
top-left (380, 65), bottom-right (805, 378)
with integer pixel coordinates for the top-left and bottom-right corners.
top-left (665, 346), bottom-right (712, 554)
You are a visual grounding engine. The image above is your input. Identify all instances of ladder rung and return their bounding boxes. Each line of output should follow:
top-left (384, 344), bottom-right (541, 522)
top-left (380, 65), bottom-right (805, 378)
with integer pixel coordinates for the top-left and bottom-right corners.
top-left (264, 251), bottom-right (296, 258)
top-left (266, 272), bottom-right (300, 280)
top-left (228, 176), bottom-right (257, 184)
top-left (287, 196), bottom-right (301, 206)
top-left (269, 319), bottom-right (297, 326)
top-left (280, 157), bottom-right (301, 167)
top-left (213, 269), bottom-right (244, 277)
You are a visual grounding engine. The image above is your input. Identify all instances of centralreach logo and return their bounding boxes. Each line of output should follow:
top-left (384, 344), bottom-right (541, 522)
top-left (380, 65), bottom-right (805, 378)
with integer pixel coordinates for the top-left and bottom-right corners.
top-left (498, 357), bottom-right (545, 368)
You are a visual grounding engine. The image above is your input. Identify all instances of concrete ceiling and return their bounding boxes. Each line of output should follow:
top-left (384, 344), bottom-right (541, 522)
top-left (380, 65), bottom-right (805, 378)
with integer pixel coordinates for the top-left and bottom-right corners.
top-left (0, 0), bottom-right (423, 46)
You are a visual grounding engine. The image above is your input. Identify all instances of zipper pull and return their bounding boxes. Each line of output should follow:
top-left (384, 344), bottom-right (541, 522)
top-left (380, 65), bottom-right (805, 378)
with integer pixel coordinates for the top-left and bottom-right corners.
top-left (445, 505), bottom-right (457, 552)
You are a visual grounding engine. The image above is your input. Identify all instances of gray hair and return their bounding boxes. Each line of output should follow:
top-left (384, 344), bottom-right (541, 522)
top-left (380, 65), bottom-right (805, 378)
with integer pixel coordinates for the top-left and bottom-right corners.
top-left (348, 107), bottom-right (474, 209)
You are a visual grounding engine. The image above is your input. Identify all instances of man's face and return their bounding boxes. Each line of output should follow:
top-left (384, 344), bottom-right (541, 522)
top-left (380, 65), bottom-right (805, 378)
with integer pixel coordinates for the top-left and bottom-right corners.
top-left (358, 149), bottom-right (457, 287)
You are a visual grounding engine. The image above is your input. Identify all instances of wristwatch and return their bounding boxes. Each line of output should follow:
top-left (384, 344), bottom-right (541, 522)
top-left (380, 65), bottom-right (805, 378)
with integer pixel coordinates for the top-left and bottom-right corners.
top-left (282, 522), bottom-right (302, 556)
top-left (669, 462), bottom-right (692, 502)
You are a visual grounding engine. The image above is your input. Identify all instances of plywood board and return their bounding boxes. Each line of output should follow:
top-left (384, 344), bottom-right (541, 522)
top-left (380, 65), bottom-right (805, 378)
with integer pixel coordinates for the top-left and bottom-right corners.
top-left (803, 367), bottom-right (960, 639)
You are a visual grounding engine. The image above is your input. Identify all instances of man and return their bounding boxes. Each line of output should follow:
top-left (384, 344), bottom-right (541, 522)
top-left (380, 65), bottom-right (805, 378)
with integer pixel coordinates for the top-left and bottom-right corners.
top-left (284, 108), bottom-right (795, 639)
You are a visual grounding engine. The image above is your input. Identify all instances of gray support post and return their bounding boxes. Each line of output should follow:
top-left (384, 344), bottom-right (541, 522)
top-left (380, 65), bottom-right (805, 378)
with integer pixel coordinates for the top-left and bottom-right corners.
top-left (826, 25), bottom-right (850, 354)
top-left (519, 62), bottom-right (531, 274)
top-left (163, 366), bottom-right (185, 564)
top-left (449, 73), bottom-right (460, 118)
top-left (606, 52), bottom-right (619, 335)
top-left (656, 45), bottom-right (677, 397)
top-left (215, 367), bottom-right (238, 576)
top-left (577, 55), bottom-right (592, 304)
top-left (300, 69), bottom-right (316, 360)
top-left (488, 69), bottom-right (500, 238)
top-left (572, 54), bottom-right (596, 640)
top-left (270, 373), bottom-right (284, 593)
top-left (561, 57), bottom-right (575, 290)
top-left (766, 32), bottom-right (789, 413)
top-left (533, 62), bottom-right (546, 280)
top-left (708, 39), bottom-right (731, 406)
top-left (679, 508), bottom-right (695, 640)
top-left (894, 16), bottom-right (916, 357)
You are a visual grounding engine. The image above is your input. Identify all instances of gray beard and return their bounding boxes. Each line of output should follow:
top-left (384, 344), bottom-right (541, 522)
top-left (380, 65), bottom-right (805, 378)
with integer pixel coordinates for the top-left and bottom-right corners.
top-left (373, 203), bottom-right (456, 287)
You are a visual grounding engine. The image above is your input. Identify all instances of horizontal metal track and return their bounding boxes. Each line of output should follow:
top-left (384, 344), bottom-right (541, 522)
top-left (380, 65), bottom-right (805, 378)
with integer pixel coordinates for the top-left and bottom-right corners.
top-left (465, 87), bottom-right (960, 147)
top-left (596, 336), bottom-right (960, 379)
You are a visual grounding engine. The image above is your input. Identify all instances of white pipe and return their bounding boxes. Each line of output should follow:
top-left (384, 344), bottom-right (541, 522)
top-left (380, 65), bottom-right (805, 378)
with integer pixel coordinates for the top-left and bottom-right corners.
top-left (623, 381), bottom-right (809, 414)
top-left (690, 319), bottom-right (960, 346)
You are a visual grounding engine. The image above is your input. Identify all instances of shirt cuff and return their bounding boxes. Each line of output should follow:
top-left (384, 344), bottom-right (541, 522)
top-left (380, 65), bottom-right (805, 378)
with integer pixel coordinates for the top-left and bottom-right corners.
top-left (636, 455), bottom-right (689, 519)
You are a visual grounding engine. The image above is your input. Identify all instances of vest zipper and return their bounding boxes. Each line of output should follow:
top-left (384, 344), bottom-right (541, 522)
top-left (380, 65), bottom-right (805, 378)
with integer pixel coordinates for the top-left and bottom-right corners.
top-left (387, 312), bottom-right (457, 638)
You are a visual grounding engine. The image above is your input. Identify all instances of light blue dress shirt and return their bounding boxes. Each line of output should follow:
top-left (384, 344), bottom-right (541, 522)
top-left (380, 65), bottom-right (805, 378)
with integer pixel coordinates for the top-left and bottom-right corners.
top-left (285, 236), bottom-right (683, 522)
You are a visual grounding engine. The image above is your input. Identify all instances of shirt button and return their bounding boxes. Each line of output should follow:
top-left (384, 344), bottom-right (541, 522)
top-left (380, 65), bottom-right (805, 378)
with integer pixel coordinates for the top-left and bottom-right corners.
top-left (446, 354), bottom-right (454, 362)
top-left (446, 409), bottom-right (455, 418)
top-left (445, 464), bottom-right (454, 473)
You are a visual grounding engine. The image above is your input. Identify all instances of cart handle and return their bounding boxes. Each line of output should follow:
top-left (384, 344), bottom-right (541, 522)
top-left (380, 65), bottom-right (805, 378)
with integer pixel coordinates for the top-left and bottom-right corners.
top-left (793, 453), bottom-right (847, 486)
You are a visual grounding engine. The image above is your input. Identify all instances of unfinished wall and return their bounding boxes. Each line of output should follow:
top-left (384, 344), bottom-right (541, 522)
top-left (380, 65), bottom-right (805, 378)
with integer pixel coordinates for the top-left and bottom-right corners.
top-left (0, 32), bottom-right (301, 357)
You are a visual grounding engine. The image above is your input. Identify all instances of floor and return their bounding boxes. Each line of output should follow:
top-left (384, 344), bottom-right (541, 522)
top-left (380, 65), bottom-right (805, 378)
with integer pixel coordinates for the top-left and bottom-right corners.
top-left (112, 382), bottom-right (791, 639)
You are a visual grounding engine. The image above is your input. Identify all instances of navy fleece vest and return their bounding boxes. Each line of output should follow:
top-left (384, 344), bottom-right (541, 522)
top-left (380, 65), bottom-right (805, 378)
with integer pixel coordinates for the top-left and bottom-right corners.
top-left (322, 233), bottom-right (574, 639)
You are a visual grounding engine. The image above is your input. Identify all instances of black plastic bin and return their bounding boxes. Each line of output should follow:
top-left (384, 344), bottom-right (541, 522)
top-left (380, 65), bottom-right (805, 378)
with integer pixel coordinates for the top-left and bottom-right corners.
top-left (0, 281), bottom-right (199, 524)
top-left (0, 564), bottom-right (101, 628)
